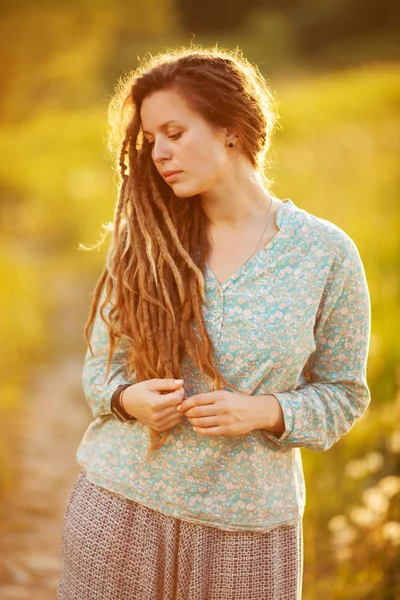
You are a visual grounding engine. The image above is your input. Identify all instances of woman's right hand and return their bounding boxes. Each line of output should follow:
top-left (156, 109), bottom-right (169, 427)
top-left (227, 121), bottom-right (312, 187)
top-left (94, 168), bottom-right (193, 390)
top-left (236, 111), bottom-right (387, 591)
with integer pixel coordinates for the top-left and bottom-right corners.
top-left (120, 379), bottom-right (186, 432)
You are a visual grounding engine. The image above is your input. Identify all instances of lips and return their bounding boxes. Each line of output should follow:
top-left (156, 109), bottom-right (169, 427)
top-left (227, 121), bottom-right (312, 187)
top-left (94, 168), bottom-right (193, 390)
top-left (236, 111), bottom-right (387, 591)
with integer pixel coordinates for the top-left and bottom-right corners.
top-left (162, 170), bottom-right (182, 179)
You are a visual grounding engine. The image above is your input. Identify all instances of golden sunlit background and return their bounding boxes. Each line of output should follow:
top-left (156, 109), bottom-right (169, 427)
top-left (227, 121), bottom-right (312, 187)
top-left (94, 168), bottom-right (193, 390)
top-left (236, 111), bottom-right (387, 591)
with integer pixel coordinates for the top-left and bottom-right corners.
top-left (0, 0), bottom-right (399, 598)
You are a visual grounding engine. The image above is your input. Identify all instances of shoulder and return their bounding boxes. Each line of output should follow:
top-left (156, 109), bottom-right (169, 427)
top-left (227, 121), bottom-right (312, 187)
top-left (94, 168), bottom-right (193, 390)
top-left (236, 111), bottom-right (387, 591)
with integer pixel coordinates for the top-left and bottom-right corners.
top-left (285, 200), bottom-right (360, 264)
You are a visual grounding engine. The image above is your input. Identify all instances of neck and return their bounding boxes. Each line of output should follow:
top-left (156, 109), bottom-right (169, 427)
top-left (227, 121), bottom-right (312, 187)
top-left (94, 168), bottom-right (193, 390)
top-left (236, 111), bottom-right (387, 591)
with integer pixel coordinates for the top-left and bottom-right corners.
top-left (199, 163), bottom-right (273, 230)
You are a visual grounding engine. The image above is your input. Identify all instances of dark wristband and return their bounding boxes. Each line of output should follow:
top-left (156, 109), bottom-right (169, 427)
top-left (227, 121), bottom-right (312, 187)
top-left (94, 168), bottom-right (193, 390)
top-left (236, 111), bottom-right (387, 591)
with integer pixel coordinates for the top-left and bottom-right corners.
top-left (110, 384), bottom-right (136, 422)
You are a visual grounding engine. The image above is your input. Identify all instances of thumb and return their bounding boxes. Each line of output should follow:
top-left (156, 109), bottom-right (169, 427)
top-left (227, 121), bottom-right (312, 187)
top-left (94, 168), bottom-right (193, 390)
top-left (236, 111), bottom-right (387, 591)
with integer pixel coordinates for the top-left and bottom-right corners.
top-left (149, 378), bottom-right (184, 392)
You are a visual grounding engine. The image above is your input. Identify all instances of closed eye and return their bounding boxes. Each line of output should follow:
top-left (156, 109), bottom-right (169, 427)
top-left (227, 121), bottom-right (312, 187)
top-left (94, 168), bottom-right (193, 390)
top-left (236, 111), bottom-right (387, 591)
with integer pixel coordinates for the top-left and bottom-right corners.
top-left (168, 133), bottom-right (183, 141)
top-left (146, 132), bottom-right (183, 147)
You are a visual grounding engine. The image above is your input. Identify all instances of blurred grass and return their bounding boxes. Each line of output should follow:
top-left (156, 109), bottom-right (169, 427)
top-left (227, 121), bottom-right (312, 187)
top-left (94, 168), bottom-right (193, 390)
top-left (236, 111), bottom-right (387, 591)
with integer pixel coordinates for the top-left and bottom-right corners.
top-left (0, 60), bottom-right (399, 596)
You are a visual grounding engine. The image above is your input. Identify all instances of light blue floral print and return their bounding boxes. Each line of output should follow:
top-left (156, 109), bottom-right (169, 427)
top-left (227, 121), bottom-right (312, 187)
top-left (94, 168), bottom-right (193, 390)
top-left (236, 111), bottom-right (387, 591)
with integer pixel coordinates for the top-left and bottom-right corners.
top-left (76, 198), bottom-right (371, 532)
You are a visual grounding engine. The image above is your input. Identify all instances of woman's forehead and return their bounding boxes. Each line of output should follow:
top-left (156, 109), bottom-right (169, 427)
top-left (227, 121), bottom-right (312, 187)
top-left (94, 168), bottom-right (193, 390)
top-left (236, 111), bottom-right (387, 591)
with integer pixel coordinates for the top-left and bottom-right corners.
top-left (140, 90), bottom-right (194, 132)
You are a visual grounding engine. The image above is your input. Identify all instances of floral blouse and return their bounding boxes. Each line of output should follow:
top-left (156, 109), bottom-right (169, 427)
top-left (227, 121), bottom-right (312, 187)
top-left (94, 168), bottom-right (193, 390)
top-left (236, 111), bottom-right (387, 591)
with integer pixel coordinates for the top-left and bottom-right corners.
top-left (76, 198), bottom-right (371, 532)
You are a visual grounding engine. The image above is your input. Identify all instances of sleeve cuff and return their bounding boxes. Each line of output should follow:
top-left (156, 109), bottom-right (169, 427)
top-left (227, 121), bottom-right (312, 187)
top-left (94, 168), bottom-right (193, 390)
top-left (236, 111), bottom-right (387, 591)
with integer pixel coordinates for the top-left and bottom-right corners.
top-left (261, 392), bottom-right (295, 444)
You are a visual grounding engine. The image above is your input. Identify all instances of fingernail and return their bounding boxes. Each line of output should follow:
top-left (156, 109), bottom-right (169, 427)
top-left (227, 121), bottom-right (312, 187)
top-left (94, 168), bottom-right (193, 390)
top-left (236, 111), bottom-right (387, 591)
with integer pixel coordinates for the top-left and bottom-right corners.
top-left (176, 405), bottom-right (182, 411)
top-left (174, 379), bottom-right (184, 384)
top-left (193, 427), bottom-right (196, 432)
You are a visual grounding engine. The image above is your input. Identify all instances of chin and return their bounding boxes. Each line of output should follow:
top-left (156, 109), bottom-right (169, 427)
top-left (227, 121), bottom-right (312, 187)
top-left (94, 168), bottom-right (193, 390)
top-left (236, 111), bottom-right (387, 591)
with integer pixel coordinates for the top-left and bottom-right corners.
top-left (171, 185), bottom-right (199, 199)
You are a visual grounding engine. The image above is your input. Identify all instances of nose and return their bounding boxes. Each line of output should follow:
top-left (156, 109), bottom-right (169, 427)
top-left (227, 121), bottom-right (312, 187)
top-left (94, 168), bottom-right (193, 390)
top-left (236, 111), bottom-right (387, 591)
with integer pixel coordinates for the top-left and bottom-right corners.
top-left (152, 137), bottom-right (172, 165)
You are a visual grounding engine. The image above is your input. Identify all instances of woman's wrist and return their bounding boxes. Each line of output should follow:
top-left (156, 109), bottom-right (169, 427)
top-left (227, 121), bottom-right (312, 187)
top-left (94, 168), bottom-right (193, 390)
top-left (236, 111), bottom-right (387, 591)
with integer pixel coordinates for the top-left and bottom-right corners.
top-left (251, 394), bottom-right (285, 435)
top-left (110, 384), bottom-right (136, 422)
top-left (119, 386), bottom-right (133, 414)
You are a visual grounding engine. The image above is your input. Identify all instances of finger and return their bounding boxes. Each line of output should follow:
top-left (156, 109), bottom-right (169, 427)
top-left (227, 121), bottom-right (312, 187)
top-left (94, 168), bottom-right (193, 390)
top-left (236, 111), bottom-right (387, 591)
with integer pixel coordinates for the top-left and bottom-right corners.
top-left (178, 393), bottom-right (216, 413)
top-left (149, 378), bottom-right (184, 392)
top-left (158, 388), bottom-right (185, 409)
top-left (184, 404), bottom-right (217, 418)
top-left (156, 404), bottom-right (185, 421)
top-left (187, 416), bottom-right (219, 427)
top-left (160, 415), bottom-right (183, 431)
top-left (192, 425), bottom-right (224, 437)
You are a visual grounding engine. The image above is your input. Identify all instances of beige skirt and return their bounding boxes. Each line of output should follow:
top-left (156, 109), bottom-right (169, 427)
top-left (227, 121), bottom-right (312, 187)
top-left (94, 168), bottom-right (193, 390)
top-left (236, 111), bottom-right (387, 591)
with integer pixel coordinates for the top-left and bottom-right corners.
top-left (57, 470), bottom-right (303, 600)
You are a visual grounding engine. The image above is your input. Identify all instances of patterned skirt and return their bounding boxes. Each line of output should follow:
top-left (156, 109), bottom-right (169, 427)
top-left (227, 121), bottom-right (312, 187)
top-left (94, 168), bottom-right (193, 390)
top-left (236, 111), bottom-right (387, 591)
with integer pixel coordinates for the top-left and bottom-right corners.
top-left (57, 470), bottom-right (303, 600)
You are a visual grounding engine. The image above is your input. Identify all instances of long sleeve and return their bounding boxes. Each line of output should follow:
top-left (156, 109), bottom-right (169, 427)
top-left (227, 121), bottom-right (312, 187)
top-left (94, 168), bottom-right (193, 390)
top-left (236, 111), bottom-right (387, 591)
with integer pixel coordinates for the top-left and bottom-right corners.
top-left (82, 289), bottom-right (136, 419)
top-left (262, 236), bottom-right (371, 451)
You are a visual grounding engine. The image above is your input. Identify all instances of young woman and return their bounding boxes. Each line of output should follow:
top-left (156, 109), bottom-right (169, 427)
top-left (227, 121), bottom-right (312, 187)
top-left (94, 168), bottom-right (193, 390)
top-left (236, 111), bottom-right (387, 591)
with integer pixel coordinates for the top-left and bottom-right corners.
top-left (56, 45), bottom-right (371, 600)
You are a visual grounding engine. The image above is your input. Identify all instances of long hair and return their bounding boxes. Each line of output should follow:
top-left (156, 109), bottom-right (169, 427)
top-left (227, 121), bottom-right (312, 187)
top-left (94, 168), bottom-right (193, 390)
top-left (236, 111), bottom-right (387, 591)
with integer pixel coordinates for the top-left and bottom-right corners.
top-left (83, 44), bottom-right (279, 460)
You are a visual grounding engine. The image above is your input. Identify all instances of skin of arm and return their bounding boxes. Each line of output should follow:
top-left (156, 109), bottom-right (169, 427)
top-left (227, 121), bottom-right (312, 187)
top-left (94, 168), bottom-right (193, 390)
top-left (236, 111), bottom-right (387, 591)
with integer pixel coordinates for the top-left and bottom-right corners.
top-left (254, 394), bottom-right (286, 435)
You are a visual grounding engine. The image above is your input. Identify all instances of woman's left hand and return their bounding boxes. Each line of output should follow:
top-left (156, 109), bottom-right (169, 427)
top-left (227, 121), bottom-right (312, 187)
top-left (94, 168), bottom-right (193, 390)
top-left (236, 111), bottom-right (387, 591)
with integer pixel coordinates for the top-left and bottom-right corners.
top-left (177, 390), bottom-right (263, 437)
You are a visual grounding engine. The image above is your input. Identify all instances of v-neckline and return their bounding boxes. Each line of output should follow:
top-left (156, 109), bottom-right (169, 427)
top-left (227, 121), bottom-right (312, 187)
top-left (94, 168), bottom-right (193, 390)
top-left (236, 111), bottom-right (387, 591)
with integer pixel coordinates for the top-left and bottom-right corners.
top-left (205, 199), bottom-right (293, 291)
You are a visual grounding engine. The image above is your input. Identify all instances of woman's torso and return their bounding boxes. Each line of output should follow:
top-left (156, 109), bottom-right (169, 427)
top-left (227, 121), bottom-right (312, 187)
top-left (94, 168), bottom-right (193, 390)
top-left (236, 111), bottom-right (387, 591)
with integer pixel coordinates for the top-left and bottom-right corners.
top-left (77, 197), bottom-right (361, 532)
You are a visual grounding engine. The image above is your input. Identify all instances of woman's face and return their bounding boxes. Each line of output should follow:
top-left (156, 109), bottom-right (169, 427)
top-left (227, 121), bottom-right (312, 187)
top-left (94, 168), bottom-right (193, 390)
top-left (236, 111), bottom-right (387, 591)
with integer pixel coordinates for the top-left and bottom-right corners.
top-left (140, 88), bottom-right (231, 198)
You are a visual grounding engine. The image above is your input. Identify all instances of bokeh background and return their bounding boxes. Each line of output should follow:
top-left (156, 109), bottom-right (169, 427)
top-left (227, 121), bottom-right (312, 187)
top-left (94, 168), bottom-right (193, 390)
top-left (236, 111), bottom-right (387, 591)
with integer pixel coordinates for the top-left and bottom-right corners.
top-left (0, 0), bottom-right (399, 598)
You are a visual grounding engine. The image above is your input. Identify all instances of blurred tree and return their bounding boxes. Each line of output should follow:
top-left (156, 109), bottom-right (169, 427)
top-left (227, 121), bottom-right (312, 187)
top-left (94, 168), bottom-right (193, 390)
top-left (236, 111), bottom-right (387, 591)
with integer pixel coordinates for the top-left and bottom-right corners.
top-left (175, 0), bottom-right (399, 60)
top-left (290, 0), bottom-right (400, 56)
top-left (175, 0), bottom-right (258, 32)
top-left (0, 0), bottom-right (179, 122)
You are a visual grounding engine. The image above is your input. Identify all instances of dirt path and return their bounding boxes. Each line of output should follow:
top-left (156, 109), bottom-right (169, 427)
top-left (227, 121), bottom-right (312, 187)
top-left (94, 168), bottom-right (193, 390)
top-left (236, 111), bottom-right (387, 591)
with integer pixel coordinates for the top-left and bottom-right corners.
top-left (0, 271), bottom-right (92, 600)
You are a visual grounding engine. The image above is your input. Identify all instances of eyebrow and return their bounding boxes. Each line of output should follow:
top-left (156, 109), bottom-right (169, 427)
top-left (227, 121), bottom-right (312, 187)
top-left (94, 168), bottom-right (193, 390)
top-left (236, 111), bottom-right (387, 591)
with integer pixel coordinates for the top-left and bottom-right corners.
top-left (142, 120), bottom-right (181, 135)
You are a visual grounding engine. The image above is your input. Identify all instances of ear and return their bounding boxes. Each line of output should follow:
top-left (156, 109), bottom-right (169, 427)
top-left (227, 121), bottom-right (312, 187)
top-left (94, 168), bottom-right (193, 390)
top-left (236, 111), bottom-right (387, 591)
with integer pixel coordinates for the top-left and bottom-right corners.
top-left (213, 125), bottom-right (239, 147)
top-left (222, 126), bottom-right (239, 146)
top-left (214, 127), bottom-right (239, 146)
